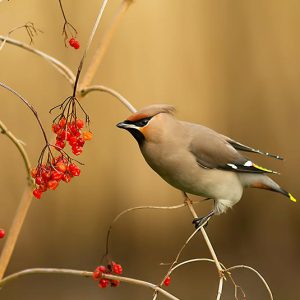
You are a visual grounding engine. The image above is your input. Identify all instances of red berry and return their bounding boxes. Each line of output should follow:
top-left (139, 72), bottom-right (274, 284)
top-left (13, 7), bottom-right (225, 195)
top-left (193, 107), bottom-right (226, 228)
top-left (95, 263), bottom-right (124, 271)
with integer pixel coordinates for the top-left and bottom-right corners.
top-left (68, 136), bottom-right (77, 146)
top-left (56, 162), bottom-right (67, 173)
top-left (31, 168), bottom-right (38, 178)
top-left (83, 131), bottom-right (93, 141)
top-left (163, 276), bottom-right (171, 287)
top-left (39, 183), bottom-right (48, 192)
top-left (72, 145), bottom-right (83, 156)
top-left (41, 169), bottom-right (51, 181)
top-left (68, 124), bottom-right (77, 134)
top-left (55, 140), bottom-right (66, 150)
top-left (35, 176), bottom-right (44, 185)
top-left (76, 137), bottom-right (85, 147)
top-left (52, 123), bottom-right (61, 133)
top-left (62, 173), bottom-right (72, 183)
top-left (33, 188), bottom-right (43, 199)
top-left (93, 266), bottom-right (106, 280)
top-left (68, 163), bottom-right (81, 176)
top-left (47, 180), bottom-right (59, 190)
top-left (59, 118), bottom-right (67, 128)
top-left (110, 280), bottom-right (120, 287)
top-left (69, 37), bottom-right (76, 47)
top-left (75, 119), bottom-right (84, 129)
top-left (51, 171), bottom-right (63, 181)
top-left (99, 266), bottom-right (107, 272)
top-left (73, 41), bottom-right (80, 49)
top-left (0, 229), bottom-right (6, 239)
top-left (99, 279), bottom-right (109, 288)
top-left (58, 130), bottom-right (71, 141)
top-left (112, 263), bottom-right (123, 275)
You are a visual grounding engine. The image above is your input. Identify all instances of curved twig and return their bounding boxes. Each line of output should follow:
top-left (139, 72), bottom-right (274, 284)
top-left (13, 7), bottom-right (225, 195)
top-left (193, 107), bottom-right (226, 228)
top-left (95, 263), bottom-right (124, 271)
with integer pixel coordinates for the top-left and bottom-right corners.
top-left (153, 224), bottom-right (210, 300)
top-left (105, 201), bottom-right (201, 257)
top-left (0, 120), bottom-right (32, 182)
top-left (0, 35), bottom-right (75, 85)
top-left (0, 82), bottom-right (50, 146)
top-left (165, 258), bottom-right (225, 300)
top-left (226, 265), bottom-right (273, 300)
top-left (80, 84), bottom-right (137, 113)
top-left (0, 268), bottom-right (179, 300)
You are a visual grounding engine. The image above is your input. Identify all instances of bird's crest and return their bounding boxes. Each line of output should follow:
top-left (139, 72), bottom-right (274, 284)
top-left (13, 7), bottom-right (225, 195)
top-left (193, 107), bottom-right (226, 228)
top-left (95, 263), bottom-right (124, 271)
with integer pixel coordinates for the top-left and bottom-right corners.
top-left (127, 104), bottom-right (176, 122)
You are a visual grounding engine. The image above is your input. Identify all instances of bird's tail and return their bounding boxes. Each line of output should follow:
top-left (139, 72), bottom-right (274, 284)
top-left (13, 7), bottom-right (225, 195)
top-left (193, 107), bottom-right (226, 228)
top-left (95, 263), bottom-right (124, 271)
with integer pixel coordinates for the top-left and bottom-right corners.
top-left (239, 173), bottom-right (297, 202)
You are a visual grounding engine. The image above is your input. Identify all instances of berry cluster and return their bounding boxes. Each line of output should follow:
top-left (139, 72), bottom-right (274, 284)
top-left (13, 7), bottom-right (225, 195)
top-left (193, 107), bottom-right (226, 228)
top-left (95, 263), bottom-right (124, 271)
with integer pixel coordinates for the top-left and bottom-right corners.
top-left (163, 276), bottom-right (171, 287)
top-left (31, 155), bottom-right (81, 199)
top-left (93, 261), bottom-right (123, 288)
top-left (0, 229), bottom-right (5, 239)
top-left (69, 37), bottom-right (80, 49)
top-left (52, 118), bottom-right (93, 156)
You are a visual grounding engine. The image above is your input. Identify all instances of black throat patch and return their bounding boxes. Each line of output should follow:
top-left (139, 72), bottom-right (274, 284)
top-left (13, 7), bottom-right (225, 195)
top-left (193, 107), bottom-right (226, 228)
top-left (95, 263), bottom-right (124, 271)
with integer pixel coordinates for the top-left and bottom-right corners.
top-left (126, 128), bottom-right (145, 146)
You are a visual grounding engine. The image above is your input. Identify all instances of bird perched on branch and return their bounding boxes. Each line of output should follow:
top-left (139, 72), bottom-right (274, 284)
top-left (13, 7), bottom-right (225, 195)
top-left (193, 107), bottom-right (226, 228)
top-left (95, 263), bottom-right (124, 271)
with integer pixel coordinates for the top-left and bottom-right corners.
top-left (117, 104), bottom-right (296, 227)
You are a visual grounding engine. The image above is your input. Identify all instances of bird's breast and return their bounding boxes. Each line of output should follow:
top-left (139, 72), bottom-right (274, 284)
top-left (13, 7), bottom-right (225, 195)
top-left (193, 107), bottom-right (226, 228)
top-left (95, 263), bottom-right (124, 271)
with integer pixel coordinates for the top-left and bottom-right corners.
top-left (141, 142), bottom-right (243, 201)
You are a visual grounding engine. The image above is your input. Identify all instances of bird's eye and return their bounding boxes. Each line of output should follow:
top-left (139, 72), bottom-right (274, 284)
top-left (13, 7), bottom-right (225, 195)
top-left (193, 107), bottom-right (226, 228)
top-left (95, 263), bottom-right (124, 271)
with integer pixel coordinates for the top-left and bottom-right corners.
top-left (135, 117), bottom-right (151, 127)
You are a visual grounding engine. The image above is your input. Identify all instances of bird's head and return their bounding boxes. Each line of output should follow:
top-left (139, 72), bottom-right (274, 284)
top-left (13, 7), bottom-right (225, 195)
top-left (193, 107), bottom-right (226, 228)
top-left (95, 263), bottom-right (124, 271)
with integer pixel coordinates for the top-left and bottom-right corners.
top-left (116, 104), bottom-right (176, 145)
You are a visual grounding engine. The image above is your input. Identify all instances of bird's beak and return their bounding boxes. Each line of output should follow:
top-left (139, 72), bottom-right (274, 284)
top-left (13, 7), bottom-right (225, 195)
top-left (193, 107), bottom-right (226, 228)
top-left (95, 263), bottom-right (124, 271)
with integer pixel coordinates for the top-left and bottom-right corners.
top-left (116, 121), bottom-right (139, 130)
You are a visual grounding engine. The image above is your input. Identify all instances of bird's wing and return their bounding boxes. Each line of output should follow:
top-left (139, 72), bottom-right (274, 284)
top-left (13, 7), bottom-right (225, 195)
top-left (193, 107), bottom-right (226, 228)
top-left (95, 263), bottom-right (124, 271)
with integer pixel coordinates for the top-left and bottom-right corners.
top-left (186, 124), bottom-right (278, 174)
top-left (220, 135), bottom-right (283, 160)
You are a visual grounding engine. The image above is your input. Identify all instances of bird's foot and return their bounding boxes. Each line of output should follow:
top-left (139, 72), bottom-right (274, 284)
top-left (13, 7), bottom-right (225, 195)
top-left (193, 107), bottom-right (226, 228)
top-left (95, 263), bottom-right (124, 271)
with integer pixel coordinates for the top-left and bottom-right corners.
top-left (192, 211), bottom-right (214, 229)
top-left (192, 216), bottom-right (209, 229)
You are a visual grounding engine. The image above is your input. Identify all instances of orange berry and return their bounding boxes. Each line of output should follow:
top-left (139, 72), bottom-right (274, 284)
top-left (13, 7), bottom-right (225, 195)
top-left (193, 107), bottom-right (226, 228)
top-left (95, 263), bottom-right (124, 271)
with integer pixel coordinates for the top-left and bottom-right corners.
top-left (83, 131), bottom-right (93, 141)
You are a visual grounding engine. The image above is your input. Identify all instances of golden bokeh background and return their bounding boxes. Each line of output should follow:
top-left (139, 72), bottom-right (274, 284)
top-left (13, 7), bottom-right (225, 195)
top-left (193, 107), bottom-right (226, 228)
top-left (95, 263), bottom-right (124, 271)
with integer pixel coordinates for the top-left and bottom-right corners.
top-left (0, 0), bottom-right (300, 299)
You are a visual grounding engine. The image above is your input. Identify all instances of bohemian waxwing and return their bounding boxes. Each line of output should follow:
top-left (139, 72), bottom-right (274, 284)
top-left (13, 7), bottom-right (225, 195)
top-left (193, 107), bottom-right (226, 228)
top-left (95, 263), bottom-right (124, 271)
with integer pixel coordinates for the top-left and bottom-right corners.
top-left (117, 104), bottom-right (296, 226)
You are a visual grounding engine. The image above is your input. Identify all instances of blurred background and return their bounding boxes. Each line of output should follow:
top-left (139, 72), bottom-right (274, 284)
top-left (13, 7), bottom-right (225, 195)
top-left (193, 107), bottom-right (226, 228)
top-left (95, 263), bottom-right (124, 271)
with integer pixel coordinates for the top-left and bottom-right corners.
top-left (0, 0), bottom-right (300, 299)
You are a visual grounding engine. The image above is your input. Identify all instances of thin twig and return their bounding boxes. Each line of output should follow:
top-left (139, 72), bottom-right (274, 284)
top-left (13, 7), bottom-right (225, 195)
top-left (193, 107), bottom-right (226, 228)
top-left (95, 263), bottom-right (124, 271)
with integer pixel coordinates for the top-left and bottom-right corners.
top-left (0, 268), bottom-right (180, 300)
top-left (80, 84), bottom-right (137, 113)
top-left (0, 36), bottom-right (75, 84)
top-left (0, 82), bottom-right (50, 145)
top-left (0, 120), bottom-right (32, 183)
top-left (0, 117), bottom-right (34, 281)
top-left (72, 0), bottom-right (109, 97)
top-left (153, 225), bottom-right (208, 300)
top-left (162, 258), bottom-right (226, 300)
top-left (226, 272), bottom-right (246, 300)
top-left (217, 277), bottom-right (224, 300)
top-left (8, 22), bottom-right (42, 45)
top-left (105, 201), bottom-right (201, 257)
top-left (226, 265), bottom-right (273, 300)
top-left (183, 193), bottom-right (224, 277)
top-left (80, 0), bottom-right (134, 89)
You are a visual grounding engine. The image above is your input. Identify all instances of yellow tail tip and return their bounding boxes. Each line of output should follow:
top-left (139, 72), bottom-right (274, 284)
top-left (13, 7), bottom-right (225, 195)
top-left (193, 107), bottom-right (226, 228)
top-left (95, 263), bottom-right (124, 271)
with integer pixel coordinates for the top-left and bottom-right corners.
top-left (288, 193), bottom-right (297, 202)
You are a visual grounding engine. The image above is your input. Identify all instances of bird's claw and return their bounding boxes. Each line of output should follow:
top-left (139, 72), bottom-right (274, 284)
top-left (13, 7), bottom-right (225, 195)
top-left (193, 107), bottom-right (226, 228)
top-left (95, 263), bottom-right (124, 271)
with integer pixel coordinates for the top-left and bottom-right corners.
top-left (192, 216), bottom-right (209, 229)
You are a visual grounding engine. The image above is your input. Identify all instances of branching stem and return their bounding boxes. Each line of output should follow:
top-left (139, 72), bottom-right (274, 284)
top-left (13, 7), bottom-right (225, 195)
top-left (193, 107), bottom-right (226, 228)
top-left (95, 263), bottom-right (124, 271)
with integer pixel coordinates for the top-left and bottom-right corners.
top-left (0, 268), bottom-right (179, 300)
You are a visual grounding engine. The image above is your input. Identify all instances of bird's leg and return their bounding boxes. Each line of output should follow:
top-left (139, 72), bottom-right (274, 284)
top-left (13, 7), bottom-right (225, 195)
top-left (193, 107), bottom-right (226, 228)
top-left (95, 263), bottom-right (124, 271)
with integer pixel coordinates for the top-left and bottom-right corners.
top-left (192, 210), bottom-right (214, 229)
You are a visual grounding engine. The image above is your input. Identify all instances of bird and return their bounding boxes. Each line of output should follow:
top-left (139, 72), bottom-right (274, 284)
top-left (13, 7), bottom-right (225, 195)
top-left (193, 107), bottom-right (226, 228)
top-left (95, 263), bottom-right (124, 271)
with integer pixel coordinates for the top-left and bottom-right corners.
top-left (116, 104), bottom-right (296, 227)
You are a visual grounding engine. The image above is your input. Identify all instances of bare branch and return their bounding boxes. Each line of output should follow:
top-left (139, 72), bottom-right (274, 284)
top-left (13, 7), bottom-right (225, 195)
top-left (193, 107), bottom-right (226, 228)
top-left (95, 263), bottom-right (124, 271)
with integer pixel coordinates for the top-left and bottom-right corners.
top-left (80, 0), bottom-right (134, 89)
top-left (80, 84), bottom-right (137, 113)
top-left (0, 268), bottom-right (180, 300)
top-left (183, 193), bottom-right (224, 277)
top-left (105, 201), bottom-right (201, 257)
top-left (71, 0), bottom-right (109, 97)
top-left (0, 120), bottom-right (32, 183)
top-left (0, 36), bottom-right (75, 85)
top-left (226, 265), bottom-right (273, 300)
top-left (159, 258), bottom-right (226, 300)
